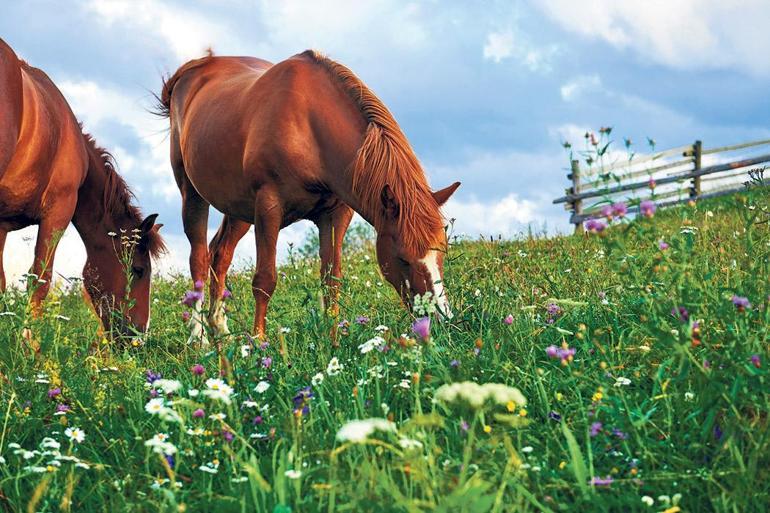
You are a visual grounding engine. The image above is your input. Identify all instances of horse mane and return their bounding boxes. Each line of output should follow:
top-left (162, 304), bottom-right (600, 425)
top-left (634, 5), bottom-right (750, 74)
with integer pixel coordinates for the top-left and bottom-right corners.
top-left (154, 48), bottom-right (215, 118)
top-left (81, 130), bottom-right (166, 258)
top-left (300, 50), bottom-right (445, 256)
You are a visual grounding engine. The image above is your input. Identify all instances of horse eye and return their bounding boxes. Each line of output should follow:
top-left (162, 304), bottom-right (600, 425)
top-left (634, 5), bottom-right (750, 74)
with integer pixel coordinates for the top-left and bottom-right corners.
top-left (132, 266), bottom-right (145, 279)
top-left (397, 257), bottom-right (409, 266)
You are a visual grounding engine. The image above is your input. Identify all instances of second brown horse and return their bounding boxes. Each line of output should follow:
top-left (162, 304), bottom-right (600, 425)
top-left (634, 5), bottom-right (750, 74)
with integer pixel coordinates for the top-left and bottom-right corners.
top-left (157, 50), bottom-right (460, 342)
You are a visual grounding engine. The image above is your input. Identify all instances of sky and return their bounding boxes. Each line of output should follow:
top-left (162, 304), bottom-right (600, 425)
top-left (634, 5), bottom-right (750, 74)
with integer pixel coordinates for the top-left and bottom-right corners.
top-left (3, 0), bottom-right (770, 285)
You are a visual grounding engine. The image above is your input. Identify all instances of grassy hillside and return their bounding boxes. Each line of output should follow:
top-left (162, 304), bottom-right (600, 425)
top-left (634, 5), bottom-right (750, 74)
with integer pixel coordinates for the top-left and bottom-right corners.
top-left (0, 188), bottom-right (768, 512)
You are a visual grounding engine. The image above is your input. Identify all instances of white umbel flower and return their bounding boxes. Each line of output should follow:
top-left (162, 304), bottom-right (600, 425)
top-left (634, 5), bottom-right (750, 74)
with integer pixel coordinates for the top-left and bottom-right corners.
top-left (336, 418), bottom-right (396, 443)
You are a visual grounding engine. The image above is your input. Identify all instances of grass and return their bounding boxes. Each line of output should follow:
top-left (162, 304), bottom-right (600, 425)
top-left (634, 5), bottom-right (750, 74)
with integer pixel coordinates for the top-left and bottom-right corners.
top-left (0, 188), bottom-right (769, 512)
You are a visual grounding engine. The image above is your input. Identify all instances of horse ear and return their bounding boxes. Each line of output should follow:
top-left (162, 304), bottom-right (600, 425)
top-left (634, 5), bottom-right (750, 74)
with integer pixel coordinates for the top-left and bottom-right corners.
top-left (381, 185), bottom-right (400, 219)
top-left (432, 182), bottom-right (461, 206)
top-left (139, 213), bottom-right (159, 232)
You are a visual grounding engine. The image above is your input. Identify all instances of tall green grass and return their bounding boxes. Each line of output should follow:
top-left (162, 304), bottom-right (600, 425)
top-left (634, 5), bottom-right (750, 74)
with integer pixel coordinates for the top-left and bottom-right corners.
top-left (0, 188), bottom-right (768, 512)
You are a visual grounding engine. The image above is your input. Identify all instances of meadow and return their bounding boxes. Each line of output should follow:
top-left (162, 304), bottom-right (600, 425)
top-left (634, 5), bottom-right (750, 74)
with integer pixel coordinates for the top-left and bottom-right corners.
top-left (0, 185), bottom-right (768, 512)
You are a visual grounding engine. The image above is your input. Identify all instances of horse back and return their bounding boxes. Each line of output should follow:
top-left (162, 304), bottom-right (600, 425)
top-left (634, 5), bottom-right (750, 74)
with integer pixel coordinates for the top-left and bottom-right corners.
top-left (0, 39), bottom-right (23, 179)
top-left (0, 41), bottom-right (88, 225)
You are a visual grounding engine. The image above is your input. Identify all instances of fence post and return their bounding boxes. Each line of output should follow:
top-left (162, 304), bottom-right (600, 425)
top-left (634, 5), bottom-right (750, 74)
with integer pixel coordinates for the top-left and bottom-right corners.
top-left (691, 140), bottom-right (702, 199)
top-left (570, 159), bottom-right (583, 234)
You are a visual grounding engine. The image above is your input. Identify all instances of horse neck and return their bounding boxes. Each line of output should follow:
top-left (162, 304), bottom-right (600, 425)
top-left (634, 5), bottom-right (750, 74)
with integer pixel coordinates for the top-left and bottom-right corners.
top-left (71, 161), bottom-right (129, 255)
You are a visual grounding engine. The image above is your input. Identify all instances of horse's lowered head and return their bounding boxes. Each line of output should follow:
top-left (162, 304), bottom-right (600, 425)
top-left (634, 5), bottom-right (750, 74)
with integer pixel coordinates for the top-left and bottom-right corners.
top-left (82, 213), bottom-right (163, 336)
top-left (375, 182), bottom-right (460, 318)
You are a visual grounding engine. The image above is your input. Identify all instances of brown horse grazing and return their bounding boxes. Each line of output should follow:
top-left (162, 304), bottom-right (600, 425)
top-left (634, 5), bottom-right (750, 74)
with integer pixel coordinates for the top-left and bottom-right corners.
top-left (157, 49), bottom-right (460, 342)
top-left (0, 38), bottom-right (164, 341)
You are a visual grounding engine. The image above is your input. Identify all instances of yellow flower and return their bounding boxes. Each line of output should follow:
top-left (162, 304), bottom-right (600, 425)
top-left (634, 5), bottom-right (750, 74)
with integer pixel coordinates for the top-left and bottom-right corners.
top-left (483, 425), bottom-right (492, 433)
top-left (518, 409), bottom-right (527, 417)
top-left (558, 461), bottom-right (566, 469)
top-left (662, 508), bottom-right (680, 513)
top-left (506, 401), bottom-right (516, 412)
top-left (555, 392), bottom-right (563, 401)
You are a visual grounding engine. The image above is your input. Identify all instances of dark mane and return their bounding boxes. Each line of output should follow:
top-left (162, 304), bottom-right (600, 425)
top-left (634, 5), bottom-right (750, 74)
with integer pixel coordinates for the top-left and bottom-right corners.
top-left (81, 131), bottom-right (166, 258)
top-left (299, 50), bottom-right (445, 256)
top-left (153, 48), bottom-right (215, 118)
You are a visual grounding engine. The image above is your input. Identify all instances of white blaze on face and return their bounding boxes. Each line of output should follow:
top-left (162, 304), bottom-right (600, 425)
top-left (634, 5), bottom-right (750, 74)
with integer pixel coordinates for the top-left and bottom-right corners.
top-left (420, 250), bottom-right (452, 318)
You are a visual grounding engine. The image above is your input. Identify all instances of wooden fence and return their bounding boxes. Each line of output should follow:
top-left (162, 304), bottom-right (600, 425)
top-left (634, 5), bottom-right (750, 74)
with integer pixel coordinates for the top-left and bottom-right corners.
top-left (553, 137), bottom-right (770, 233)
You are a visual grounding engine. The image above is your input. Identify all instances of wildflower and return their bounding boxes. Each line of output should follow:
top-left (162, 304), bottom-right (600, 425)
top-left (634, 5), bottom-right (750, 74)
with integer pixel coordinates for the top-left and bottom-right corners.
top-left (311, 372), bottom-right (324, 386)
top-left (326, 357), bottom-right (343, 376)
top-left (504, 314), bottom-right (513, 325)
top-left (145, 370), bottom-right (162, 384)
top-left (359, 336), bottom-right (386, 354)
top-left (585, 218), bottom-right (607, 234)
top-left (548, 411), bottom-right (562, 421)
top-left (292, 386), bottom-right (314, 416)
top-left (152, 379), bottom-right (182, 395)
top-left (411, 317), bottom-right (431, 340)
top-left (145, 398), bottom-right (166, 415)
top-left (600, 205), bottom-right (614, 220)
top-left (611, 428), bottom-right (627, 440)
top-left (336, 418), bottom-right (396, 442)
top-left (375, 325), bottom-right (389, 333)
top-left (202, 378), bottom-right (234, 404)
top-left (731, 295), bottom-right (751, 311)
top-left (750, 354), bottom-right (761, 368)
top-left (47, 388), bottom-right (61, 399)
top-left (589, 476), bottom-right (614, 487)
top-left (209, 412), bottom-right (226, 421)
top-left (54, 404), bottom-right (70, 415)
top-left (434, 381), bottom-right (526, 410)
top-left (241, 344), bottom-right (252, 358)
top-left (254, 381), bottom-right (271, 394)
top-left (261, 356), bottom-right (272, 369)
top-left (449, 359), bottom-right (460, 368)
top-left (590, 422), bottom-right (602, 437)
top-left (640, 200), bottom-right (656, 218)
top-left (284, 469), bottom-right (302, 479)
top-left (671, 306), bottom-right (689, 323)
top-left (460, 420), bottom-right (469, 432)
top-left (658, 240), bottom-right (669, 251)
top-left (199, 460), bottom-right (220, 474)
top-left (145, 433), bottom-right (177, 455)
top-left (398, 438), bottom-right (423, 450)
top-left (356, 315), bottom-right (370, 325)
top-left (191, 363), bottom-right (205, 376)
top-left (280, 327), bottom-right (291, 334)
top-left (648, 177), bottom-right (656, 189)
top-left (222, 289), bottom-right (233, 299)
top-left (642, 496), bottom-right (654, 506)
top-left (181, 289), bottom-right (204, 307)
top-left (545, 303), bottom-right (562, 324)
top-left (64, 427), bottom-right (85, 444)
top-left (611, 202), bottom-right (628, 218)
top-left (613, 377), bottom-right (631, 387)
top-left (483, 425), bottom-right (492, 433)
top-left (193, 408), bottom-right (205, 418)
top-left (545, 342), bottom-right (575, 365)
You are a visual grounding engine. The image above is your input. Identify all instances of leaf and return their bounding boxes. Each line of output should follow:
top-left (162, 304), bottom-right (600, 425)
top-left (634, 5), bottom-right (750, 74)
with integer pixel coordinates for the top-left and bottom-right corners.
top-left (561, 422), bottom-right (591, 498)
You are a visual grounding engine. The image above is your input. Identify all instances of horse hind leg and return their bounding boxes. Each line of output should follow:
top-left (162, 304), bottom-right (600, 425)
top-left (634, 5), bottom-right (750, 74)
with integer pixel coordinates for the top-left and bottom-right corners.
top-left (0, 229), bottom-right (6, 292)
top-left (208, 215), bottom-right (250, 336)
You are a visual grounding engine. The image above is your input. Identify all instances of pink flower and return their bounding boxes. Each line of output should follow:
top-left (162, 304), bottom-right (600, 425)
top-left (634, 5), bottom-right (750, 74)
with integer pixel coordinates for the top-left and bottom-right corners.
top-left (504, 314), bottom-right (513, 325)
top-left (640, 200), bottom-right (656, 218)
top-left (585, 218), bottom-right (607, 234)
top-left (193, 408), bottom-right (205, 418)
top-left (611, 202), bottom-right (628, 218)
top-left (191, 363), bottom-right (205, 376)
top-left (600, 205), bottom-right (614, 220)
top-left (411, 317), bottom-right (431, 340)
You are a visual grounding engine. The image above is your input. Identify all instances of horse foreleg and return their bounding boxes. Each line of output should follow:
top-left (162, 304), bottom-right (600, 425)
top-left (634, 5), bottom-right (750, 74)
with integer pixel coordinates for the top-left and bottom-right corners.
top-left (181, 186), bottom-right (211, 348)
top-left (317, 205), bottom-right (353, 306)
top-left (252, 191), bottom-right (282, 339)
top-left (208, 215), bottom-right (250, 336)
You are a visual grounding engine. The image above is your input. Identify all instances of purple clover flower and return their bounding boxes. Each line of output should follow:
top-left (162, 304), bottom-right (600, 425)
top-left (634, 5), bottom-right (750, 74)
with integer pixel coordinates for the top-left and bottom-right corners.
top-left (412, 317), bottom-right (431, 340)
top-left (611, 202), bottom-right (628, 218)
top-left (191, 363), bottom-right (205, 376)
top-left (590, 422), bottom-right (602, 437)
top-left (611, 428), bottom-right (627, 440)
top-left (545, 344), bottom-right (575, 364)
top-left (600, 205), bottom-right (614, 220)
top-left (671, 306), bottom-right (689, 323)
top-left (182, 289), bottom-right (204, 307)
top-left (640, 200), bottom-right (656, 218)
top-left (450, 359), bottom-right (460, 368)
top-left (590, 476), bottom-right (614, 487)
top-left (146, 370), bottom-right (162, 384)
top-left (658, 240), bottom-right (669, 251)
top-left (750, 354), bottom-right (761, 368)
top-left (222, 289), bottom-right (233, 299)
top-left (193, 408), bottom-right (205, 418)
top-left (504, 314), bottom-right (513, 325)
top-left (261, 356), bottom-right (272, 369)
top-left (55, 404), bottom-right (70, 414)
top-left (546, 303), bottom-right (562, 324)
top-left (585, 218), bottom-right (607, 234)
top-left (732, 295), bottom-right (751, 311)
top-left (355, 315), bottom-right (370, 325)
top-left (47, 388), bottom-right (61, 399)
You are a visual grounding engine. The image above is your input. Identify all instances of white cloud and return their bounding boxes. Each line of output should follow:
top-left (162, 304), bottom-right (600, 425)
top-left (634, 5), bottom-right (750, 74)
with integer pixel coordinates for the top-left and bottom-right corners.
top-left (444, 194), bottom-right (541, 238)
top-left (86, 0), bottom-right (237, 61)
top-left (538, 0), bottom-right (770, 77)
top-left (560, 74), bottom-right (602, 102)
top-left (482, 29), bottom-right (558, 71)
top-left (4, 226), bottom-right (86, 289)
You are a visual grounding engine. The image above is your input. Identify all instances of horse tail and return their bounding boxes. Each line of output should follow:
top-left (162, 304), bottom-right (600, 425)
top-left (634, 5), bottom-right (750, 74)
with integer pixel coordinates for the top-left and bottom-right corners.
top-left (152, 48), bottom-right (215, 119)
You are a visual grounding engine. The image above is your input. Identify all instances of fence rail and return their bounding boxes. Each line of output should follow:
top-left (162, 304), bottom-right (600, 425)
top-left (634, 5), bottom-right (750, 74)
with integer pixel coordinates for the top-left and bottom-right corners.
top-left (553, 138), bottom-right (770, 232)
